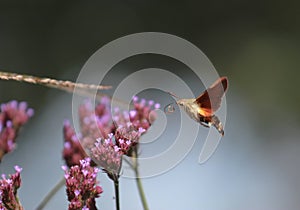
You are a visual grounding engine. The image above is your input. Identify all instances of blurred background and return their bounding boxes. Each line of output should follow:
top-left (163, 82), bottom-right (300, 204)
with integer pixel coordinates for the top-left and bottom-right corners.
top-left (0, 1), bottom-right (299, 209)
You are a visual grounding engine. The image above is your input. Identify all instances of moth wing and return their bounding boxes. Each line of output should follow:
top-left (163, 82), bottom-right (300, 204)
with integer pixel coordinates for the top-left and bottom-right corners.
top-left (195, 77), bottom-right (228, 117)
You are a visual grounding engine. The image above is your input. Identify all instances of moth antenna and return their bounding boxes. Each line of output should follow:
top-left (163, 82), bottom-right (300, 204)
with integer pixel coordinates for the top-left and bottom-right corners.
top-left (165, 91), bottom-right (180, 99)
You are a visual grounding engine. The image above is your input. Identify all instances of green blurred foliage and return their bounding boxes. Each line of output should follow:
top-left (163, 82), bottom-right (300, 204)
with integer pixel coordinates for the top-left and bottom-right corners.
top-left (0, 0), bottom-right (299, 123)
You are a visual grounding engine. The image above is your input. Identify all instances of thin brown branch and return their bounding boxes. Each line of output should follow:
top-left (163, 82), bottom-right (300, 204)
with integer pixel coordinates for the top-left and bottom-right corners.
top-left (0, 71), bottom-right (112, 92)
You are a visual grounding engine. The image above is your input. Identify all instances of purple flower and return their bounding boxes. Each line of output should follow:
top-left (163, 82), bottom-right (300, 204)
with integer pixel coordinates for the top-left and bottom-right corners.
top-left (129, 96), bottom-right (159, 130)
top-left (64, 96), bottom-right (159, 180)
top-left (0, 166), bottom-right (23, 210)
top-left (114, 123), bottom-right (145, 155)
top-left (90, 122), bottom-right (149, 180)
top-left (79, 97), bottom-right (113, 140)
top-left (63, 158), bottom-right (103, 210)
top-left (0, 101), bottom-right (34, 161)
top-left (63, 120), bottom-right (96, 168)
top-left (90, 135), bottom-right (123, 181)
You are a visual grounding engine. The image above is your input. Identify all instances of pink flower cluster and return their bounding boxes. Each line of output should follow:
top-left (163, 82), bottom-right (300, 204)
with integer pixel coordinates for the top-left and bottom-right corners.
top-left (63, 120), bottom-right (95, 168)
top-left (114, 124), bottom-right (146, 154)
top-left (63, 96), bottom-right (159, 179)
top-left (62, 158), bottom-right (103, 210)
top-left (63, 96), bottom-right (159, 166)
top-left (112, 96), bottom-right (160, 131)
top-left (91, 134), bottom-right (123, 181)
top-left (129, 96), bottom-right (160, 130)
top-left (63, 96), bottom-right (114, 167)
top-left (79, 97), bottom-right (113, 146)
top-left (0, 166), bottom-right (23, 210)
top-left (91, 124), bottom-right (146, 181)
top-left (0, 101), bottom-right (34, 160)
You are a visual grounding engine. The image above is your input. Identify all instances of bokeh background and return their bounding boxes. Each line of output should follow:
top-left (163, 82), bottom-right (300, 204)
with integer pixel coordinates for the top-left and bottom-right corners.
top-left (0, 1), bottom-right (299, 209)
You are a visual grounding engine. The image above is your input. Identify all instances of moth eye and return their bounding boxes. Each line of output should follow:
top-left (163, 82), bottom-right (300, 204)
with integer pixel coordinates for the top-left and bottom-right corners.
top-left (176, 101), bottom-right (181, 106)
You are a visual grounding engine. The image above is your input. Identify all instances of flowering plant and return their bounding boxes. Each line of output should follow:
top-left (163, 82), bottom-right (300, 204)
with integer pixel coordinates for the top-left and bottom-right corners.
top-left (0, 93), bottom-right (159, 210)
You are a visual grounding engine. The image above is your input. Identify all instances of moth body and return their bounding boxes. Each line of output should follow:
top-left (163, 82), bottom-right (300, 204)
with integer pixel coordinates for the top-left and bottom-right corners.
top-left (169, 77), bottom-right (228, 136)
top-left (176, 99), bottom-right (200, 123)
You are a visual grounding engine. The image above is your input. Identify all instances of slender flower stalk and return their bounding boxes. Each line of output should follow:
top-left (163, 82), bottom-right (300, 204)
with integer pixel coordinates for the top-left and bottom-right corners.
top-left (114, 180), bottom-right (120, 210)
top-left (131, 148), bottom-right (149, 210)
top-left (36, 177), bottom-right (65, 210)
top-left (128, 97), bottom-right (159, 210)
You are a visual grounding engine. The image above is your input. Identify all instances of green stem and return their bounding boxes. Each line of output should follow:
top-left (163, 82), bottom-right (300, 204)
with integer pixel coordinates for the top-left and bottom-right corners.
top-left (132, 150), bottom-right (149, 210)
top-left (36, 176), bottom-right (65, 210)
top-left (114, 179), bottom-right (120, 210)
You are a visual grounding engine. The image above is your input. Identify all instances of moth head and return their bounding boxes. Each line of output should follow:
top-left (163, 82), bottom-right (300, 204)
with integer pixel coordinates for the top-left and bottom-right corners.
top-left (176, 99), bottom-right (185, 106)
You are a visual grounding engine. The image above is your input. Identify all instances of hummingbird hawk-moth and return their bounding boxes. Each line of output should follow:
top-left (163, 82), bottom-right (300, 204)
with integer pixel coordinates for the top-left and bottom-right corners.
top-left (165, 77), bottom-right (228, 136)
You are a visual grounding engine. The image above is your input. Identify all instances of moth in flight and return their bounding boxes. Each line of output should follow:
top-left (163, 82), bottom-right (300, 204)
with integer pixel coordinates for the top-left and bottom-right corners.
top-left (165, 77), bottom-right (228, 136)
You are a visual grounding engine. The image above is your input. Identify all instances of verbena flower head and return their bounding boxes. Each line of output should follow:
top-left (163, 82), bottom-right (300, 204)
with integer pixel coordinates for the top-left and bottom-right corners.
top-left (0, 101), bottom-right (34, 160)
top-left (79, 97), bottom-right (113, 140)
top-left (63, 97), bottom-right (114, 168)
top-left (63, 96), bottom-right (159, 179)
top-left (114, 123), bottom-right (146, 155)
top-left (63, 120), bottom-right (97, 168)
top-left (62, 158), bottom-right (103, 210)
top-left (90, 123), bottom-right (147, 180)
top-left (0, 165), bottom-right (23, 210)
top-left (130, 96), bottom-right (159, 130)
top-left (90, 134), bottom-right (123, 181)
